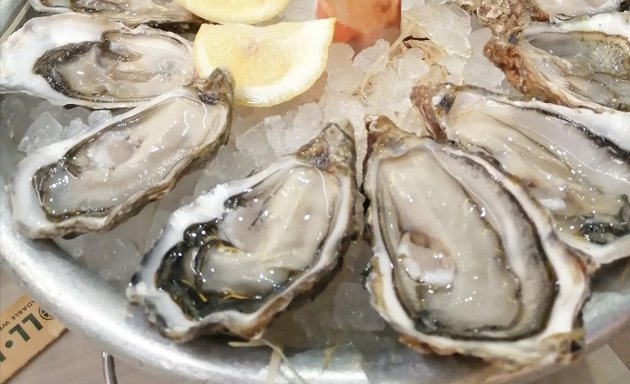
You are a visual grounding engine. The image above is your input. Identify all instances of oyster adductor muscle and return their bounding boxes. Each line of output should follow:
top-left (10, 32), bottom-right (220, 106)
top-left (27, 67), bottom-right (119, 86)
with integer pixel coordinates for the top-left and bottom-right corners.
top-left (363, 116), bottom-right (589, 366)
top-left (413, 83), bottom-right (630, 266)
top-left (127, 122), bottom-right (360, 341)
top-left (11, 69), bottom-right (233, 239)
top-left (485, 12), bottom-right (630, 112)
top-left (0, 14), bottom-right (195, 109)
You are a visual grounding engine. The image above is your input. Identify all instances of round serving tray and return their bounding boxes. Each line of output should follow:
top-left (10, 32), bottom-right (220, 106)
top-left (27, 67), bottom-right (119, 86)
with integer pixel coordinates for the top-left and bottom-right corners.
top-left (1, 3), bottom-right (630, 383)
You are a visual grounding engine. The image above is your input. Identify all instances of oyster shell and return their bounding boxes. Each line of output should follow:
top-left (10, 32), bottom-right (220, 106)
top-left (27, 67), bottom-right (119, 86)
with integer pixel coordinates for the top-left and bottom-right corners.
top-left (413, 83), bottom-right (630, 265)
top-left (529, 0), bottom-right (629, 21)
top-left (28, 0), bottom-right (69, 14)
top-left (127, 122), bottom-right (359, 341)
top-left (458, 0), bottom-right (627, 31)
top-left (363, 116), bottom-right (589, 366)
top-left (485, 12), bottom-right (630, 112)
top-left (11, 69), bottom-right (233, 239)
top-left (27, 0), bottom-right (195, 24)
top-left (0, 14), bottom-right (195, 109)
top-left (461, 0), bottom-right (548, 34)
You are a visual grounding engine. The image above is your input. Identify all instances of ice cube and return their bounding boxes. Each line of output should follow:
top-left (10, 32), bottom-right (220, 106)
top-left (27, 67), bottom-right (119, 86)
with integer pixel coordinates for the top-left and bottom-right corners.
top-left (469, 27), bottom-right (491, 56)
top-left (354, 40), bottom-right (390, 75)
top-left (194, 145), bottom-right (256, 196)
top-left (55, 214), bottom-right (145, 290)
top-left (235, 117), bottom-right (278, 169)
top-left (61, 118), bottom-right (90, 140)
top-left (326, 44), bottom-right (364, 94)
top-left (463, 28), bottom-right (506, 90)
top-left (0, 96), bottom-right (34, 179)
top-left (368, 68), bottom-right (412, 113)
top-left (284, 103), bottom-right (323, 154)
top-left (439, 54), bottom-right (468, 76)
top-left (88, 110), bottom-right (113, 128)
top-left (264, 115), bottom-right (290, 156)
top-left (333, 282), bottom-right (386, 331)
top-left (398, 107), bottom-right (427, 136)
top-left (278, 0), bottom-right (315, 21)
top-left (18, 112), bottom-right (63, 153)
top-left (28, 100), bottom-right (90, 127)
top-left (410, 2), bottom-right (472, 58)
top-left (1, 96), bottom-right (28, 140)
top-left (398, 48), bottom-right (430, 82)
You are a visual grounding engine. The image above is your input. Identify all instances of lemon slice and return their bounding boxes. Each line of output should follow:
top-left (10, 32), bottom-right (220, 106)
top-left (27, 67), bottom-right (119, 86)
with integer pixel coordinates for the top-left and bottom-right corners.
top-left (194, 19), bottom-right (336, 107)
top-left (176, 0), bottom-right (292, 24)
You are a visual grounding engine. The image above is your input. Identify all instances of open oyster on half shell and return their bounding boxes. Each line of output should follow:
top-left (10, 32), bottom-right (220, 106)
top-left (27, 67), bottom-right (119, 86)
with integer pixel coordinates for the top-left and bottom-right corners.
top-left (11, 69), bottom-right (233, 239)
top-left (363, 116), bottom-right (589, 367)
top-left (0, 14), bottom-right (195, 109)
top-left (459, 0), bottom-right (627, 31)
top-left (413, 84), bottom-right (630, 266)
top-left (485, 12), bottom-right (630, 112)
top-left (528, 0), bottom-right (629, 20)
top-left (27, 0), bottom-right (196, 24)
top-left (127, 122), bottom-right (360, 341)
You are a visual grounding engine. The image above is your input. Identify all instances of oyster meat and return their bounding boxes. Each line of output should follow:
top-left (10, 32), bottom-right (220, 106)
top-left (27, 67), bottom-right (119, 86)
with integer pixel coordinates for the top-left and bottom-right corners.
top-left (11, 69), bottom-right (233, 239)
top-left (27, 0), bottom-right (195, 24)
top-left (485, 12), bottom-right (630, 112)
top-left (363, 116), bottom-right (589, 366)
top-left (413, 84), bottom-right (630, 265)
top-left (127, 122), bottom-right (359, 341)
top-left (0, 14), bottom-right (195, 109)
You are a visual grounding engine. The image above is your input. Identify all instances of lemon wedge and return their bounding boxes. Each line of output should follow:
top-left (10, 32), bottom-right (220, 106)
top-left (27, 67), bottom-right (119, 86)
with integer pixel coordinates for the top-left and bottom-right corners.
top-left (194, 19), bottom-right (336, 107)
top-left (176, 0), bottom-right (292, 24)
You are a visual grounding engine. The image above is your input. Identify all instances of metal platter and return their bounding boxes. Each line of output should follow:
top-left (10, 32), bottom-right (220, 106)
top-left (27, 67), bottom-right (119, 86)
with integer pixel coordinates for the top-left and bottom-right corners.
top-left (1, 3), bottom-right (630, 383)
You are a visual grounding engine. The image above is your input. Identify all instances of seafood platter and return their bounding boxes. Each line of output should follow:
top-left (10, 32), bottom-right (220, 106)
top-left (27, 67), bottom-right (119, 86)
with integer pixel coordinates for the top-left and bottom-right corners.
top-left (0, 0), bottom-right (629, 382)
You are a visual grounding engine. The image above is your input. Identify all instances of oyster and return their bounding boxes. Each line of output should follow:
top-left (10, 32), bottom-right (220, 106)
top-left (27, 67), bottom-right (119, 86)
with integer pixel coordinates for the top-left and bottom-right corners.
top-left (127, 122), bottom-right (359, 341)
top-left (363, 116), bottom-right (589, 366)
top-left (485, 12), bottom-right (630, 112)
top-left (0, 14), bottom-right (195, 109)
top-left (459, 0), bottom-right (627, 30)
top-left (413, 84), bottom-right (630, 265)
top-left (11, 69), bottom-right (233, 239)
top-left (460, 0), bottom-right (548, 34)
top-left (528, 0), bottom-right (629, 21)
top-left (27, 0), bottom-right (195, 24)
